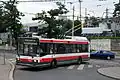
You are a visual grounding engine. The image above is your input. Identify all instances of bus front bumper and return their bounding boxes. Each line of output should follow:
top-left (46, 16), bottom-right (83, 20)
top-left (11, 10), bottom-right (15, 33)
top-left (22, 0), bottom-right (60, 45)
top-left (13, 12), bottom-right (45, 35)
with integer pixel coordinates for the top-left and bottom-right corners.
top-left (16, 61), bottom-right (50, 67)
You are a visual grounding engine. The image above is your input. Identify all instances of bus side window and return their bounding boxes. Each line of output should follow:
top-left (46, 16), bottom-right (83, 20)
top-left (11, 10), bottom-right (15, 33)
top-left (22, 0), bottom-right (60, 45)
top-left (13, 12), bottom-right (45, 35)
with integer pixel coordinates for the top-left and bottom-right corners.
top-left (76, 44), bottom-right (79, 53)
top-left (79, 44), bottom-right (82, 52)
top-left (57, 44), bottom-right (65, 54)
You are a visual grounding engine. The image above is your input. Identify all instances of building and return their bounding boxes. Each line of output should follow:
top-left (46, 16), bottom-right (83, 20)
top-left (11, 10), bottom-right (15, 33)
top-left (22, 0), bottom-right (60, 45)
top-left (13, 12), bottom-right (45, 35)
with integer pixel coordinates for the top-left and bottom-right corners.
top-left (23, 22), bottom-right (48, 32)
top-left (82, 21), bottom-right (112, 36)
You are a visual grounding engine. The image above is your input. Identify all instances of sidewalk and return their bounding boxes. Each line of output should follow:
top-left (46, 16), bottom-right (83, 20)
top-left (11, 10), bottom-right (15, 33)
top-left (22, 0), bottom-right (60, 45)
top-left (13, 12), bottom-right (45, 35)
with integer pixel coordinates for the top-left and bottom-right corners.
top-left (0, 57), bottom-right (14, 80)
top-left (98, 67), bottom-right (120, 80)
top-left (97, 55), bottom-right (120, 80)
top-left (0, 45), bottom-right (16, 50)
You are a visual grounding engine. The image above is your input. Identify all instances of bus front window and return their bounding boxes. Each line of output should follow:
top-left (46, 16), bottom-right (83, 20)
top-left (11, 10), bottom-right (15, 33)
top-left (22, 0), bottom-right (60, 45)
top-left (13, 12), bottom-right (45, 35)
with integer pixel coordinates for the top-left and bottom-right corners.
top-left (23, 44), bottom-right (38, 56)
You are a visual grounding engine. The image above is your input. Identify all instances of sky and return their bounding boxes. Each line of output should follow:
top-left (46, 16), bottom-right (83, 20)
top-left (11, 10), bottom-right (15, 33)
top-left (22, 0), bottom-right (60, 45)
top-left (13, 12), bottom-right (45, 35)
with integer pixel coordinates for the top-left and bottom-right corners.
top-left (15, 0), bottom-right (119, 24)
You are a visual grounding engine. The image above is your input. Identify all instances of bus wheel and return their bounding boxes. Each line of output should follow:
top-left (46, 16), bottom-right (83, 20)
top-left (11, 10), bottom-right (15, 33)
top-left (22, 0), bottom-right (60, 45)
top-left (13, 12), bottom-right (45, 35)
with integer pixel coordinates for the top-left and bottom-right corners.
top-left (77, 57), bottom-right (82, 65)
top-left (50, 60), bottom-right (57, 68)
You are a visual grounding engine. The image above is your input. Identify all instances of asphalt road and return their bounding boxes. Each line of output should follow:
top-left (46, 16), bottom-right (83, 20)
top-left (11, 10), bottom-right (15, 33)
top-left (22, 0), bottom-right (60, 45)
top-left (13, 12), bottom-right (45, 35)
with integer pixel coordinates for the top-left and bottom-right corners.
top-left (0, 50), bottom-right (120, 80)
top-left (14, 59), bottom-right (120, 80)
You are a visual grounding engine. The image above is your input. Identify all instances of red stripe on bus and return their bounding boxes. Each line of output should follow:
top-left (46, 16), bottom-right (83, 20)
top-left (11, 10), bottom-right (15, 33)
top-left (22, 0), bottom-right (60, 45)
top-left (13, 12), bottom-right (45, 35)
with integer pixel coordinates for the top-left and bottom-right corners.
top-left (40, 55), bottom-right (88, 63)
top-left (56, 56), bottom-right (78, 61)
top-left (40, 40), bottom-right (52, 43)
top-left (81, 55), bottom-right (88, 58)
top-left (52, 40), bottom-right (68, 43)
top-left (69, 41), bottom-right (88, 44)
top-left (40, 58), bottom-right (53, 63)
top-left (40, 39), bottom-right (89, 44)
top-left (20, 58), bottom-right (32, 62)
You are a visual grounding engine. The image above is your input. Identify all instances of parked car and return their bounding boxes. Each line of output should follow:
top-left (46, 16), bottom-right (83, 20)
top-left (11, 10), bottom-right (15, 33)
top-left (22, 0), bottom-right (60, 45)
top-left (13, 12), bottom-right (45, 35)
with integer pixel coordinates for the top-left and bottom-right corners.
top-left (90, 50), bottom-right (115, 60)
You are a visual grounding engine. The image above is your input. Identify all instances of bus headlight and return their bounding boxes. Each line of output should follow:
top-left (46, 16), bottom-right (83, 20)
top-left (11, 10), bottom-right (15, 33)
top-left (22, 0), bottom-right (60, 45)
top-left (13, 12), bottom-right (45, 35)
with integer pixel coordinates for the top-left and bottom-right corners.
top-left (34, 60), bottom-right (36, 62)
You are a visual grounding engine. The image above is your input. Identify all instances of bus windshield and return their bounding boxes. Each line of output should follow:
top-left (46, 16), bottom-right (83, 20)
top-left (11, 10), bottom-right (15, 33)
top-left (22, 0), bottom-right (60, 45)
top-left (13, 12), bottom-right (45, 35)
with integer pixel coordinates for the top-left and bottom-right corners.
top-left (18, 44), bottom-right (40, 56)
top-left (17, 37), bottom-right (41, 56)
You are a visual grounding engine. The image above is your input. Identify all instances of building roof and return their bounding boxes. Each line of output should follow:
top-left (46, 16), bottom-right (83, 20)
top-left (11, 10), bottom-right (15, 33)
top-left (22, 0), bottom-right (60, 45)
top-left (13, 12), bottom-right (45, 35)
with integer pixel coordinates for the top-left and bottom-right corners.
top-left (82, 27), bottom-right (103, 34)
top-left (82, 27), bottom-right (111, 34)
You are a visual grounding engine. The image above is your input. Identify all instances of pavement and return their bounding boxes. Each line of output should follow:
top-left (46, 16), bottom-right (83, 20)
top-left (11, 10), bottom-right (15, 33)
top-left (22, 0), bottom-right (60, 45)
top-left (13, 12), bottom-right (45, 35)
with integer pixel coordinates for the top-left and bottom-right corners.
top-left (0, 45), bottom-right (16, 51)
top-left (0, 56), bottom-right (14, 80)
top-left (98, 67), bottom-right (120, 80)
top-left (97, 56), bottom-right (120, 80)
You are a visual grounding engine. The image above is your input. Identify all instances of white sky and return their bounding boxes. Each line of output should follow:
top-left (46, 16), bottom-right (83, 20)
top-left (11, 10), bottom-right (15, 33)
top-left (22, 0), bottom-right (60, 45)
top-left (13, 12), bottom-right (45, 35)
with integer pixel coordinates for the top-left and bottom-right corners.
top-left (15, 0), bottom-right (119, 24)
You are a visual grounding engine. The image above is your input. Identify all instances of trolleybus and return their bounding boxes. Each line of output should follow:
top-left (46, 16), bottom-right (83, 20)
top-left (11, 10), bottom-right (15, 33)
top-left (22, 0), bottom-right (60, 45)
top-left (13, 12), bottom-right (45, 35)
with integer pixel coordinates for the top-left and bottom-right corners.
top-left (16, 37), bottom-right (90, 67)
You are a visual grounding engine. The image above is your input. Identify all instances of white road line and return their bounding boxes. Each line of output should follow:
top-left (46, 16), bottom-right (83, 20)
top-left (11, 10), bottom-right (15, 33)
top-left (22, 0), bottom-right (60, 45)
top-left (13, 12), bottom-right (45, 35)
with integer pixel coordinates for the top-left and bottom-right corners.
top-left (58, 67), bottom-right (64, 69)
top-left (9, 59), bottom-right (13, 61)
top-left (11, 60), bottom-right (16, 62)
top-left (8, 59), bottom-right (16, 63)
top-left (96, 65), bottom-right (100, 68)
top-left (67, 65), bottom-right (75, 69)
top-left (88, 65), bottom-right (93, 68)
top-left (77, 64), bottom-right (84, 70)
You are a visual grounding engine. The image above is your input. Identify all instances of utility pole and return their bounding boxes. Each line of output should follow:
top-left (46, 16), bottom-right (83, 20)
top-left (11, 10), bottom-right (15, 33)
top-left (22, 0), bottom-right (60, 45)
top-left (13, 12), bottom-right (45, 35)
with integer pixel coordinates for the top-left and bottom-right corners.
top-left (79, 0), bottom-right (82, 22)
top-left (72, 6), bottom-right (75, 39)
top-left (105, 8), bottom-right (108, 20)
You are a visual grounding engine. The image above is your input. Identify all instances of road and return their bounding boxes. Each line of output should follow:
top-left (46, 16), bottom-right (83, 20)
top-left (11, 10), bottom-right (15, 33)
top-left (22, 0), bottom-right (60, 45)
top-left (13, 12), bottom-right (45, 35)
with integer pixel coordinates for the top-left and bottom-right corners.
top-left (0, 50), bottom-right (120, 80)
top-left (14, 59), bottom-right (120, 80)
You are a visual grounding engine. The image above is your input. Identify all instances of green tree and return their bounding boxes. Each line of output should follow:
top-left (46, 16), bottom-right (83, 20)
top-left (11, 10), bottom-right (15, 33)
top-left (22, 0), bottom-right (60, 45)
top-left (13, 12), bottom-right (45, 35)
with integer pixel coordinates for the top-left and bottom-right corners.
top-left (1, 0), bottom-right (24, 38)
top-left (74, 20), bottom-right (82, 36)
top-left (113, 3), bottom-right (120, 17)
top-left (32, 2), bottom-right (69, 38)
top-left (0, 3), bottom-right (8, 32)
top-left (84, 16), bottom-right (100, 27)
top-left (0, 0), bottom-right (24, 46)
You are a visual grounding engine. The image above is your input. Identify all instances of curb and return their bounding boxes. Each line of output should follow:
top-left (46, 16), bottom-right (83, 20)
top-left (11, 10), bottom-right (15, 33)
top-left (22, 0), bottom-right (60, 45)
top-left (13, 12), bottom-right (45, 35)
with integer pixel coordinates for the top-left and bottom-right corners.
top-left (7, 59), bottom-right (15, 80)
top-left (97, 68), bottom-right (120, 80)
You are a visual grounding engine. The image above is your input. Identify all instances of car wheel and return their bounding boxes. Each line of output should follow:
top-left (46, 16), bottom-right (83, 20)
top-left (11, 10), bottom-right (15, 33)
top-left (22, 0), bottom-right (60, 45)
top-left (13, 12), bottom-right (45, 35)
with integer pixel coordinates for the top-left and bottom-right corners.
top-left (107, 56), bottom-right (111, 60)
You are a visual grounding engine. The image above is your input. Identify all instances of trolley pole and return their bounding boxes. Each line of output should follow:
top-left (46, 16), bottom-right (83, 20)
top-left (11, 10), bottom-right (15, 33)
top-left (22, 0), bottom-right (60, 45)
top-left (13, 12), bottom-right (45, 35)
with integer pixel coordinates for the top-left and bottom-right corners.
top-left (72, 6), bottom-right (75, 39)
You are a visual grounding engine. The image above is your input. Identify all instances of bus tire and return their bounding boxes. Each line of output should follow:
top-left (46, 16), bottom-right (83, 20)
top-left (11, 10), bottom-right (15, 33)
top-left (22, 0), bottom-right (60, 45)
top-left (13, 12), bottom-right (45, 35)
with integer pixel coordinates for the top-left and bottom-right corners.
top-left (50, 60), bottom-right (57, 68)
top-left (77, 57), bottom-right (82, 65)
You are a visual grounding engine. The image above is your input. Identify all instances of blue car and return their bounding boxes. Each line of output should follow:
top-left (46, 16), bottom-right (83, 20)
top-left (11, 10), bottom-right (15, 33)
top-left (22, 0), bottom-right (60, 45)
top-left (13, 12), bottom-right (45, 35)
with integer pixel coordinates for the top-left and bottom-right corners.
top-left (90, 50), bottom-right (115, 60)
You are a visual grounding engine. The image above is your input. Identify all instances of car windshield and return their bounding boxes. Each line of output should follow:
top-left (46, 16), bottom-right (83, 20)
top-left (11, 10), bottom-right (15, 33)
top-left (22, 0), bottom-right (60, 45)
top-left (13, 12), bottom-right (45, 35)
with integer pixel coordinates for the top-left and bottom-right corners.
top-left (100, 51), bottom-right (111, 54)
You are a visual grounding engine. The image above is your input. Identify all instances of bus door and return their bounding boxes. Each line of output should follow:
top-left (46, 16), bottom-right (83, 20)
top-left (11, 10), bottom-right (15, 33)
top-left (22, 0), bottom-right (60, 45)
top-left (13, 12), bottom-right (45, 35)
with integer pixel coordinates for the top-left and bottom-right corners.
top-left (39, 43), bottom-right (54, 61)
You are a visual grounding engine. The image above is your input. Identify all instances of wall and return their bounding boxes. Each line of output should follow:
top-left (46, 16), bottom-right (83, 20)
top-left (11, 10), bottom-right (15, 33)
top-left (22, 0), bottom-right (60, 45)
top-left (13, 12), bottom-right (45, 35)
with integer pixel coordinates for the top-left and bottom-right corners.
top-left (90, 39), bottom-right (111, 50)
top-left (111, 39), bottom-right (120, 51)
top-left (90, 39), bottom-right (120, 51)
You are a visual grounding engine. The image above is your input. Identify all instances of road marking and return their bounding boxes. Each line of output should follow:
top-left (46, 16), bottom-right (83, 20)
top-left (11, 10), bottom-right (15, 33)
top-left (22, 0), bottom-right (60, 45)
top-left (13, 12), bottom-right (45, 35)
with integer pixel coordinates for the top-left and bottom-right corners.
top-left (77, 64), bottom-right (84, 70)
top-left (58, 67), bottom-right (64, 69)
top-left (8, 58), bottom-right (16, 63)
top-left (11, 60), bottom-right (16, 62)
top-left (9, 59), bottom-right (13, 61)
top-left (96, 65), bottom-right (100, 68)
top-left (88, 65), bottom-right (93, 68)
top-left (67, 65), bottom-right (75, 69)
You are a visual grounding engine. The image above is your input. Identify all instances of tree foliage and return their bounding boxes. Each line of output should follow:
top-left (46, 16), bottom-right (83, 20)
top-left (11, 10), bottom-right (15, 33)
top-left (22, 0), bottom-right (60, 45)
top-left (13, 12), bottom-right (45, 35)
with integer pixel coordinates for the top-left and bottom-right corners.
top-left (32, 2), bottom-right (70, 38)
top-left (0, 0), bottom-right (24, 39)
top-left (113, 3), bottom-right (120, 17)
top-left (74, 20), bottom-right (82, 36)
top-left (84, 16), bottom-right (100, 27)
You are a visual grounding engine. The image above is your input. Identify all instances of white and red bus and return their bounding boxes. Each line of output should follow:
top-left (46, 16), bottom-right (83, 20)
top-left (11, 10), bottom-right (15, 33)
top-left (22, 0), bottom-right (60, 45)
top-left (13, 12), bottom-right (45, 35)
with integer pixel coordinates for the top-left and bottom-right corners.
top-left (16, 37), bottom-right (90, 67)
